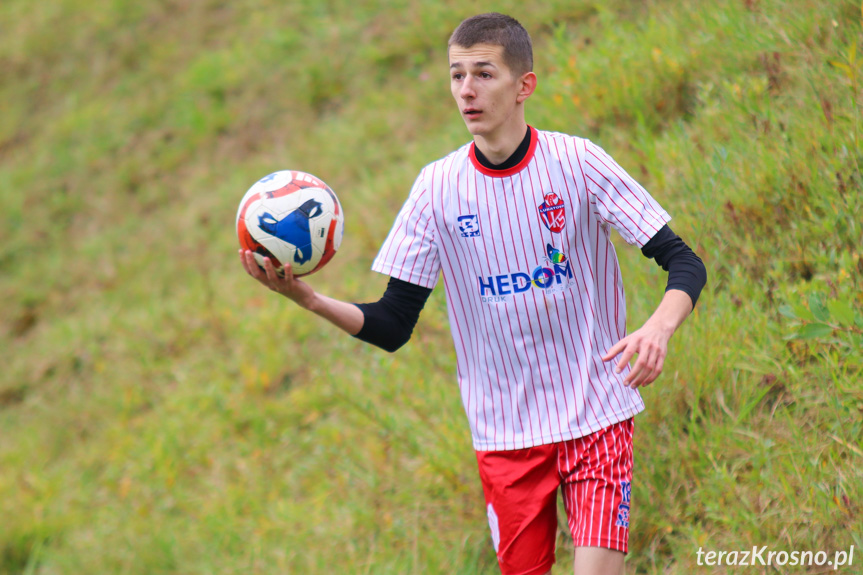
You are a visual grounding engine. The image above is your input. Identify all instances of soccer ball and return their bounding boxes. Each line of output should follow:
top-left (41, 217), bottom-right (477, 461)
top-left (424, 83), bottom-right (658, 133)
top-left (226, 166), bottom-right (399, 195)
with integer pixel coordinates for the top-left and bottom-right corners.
top-left (236, 170), bottom-right (344, 277)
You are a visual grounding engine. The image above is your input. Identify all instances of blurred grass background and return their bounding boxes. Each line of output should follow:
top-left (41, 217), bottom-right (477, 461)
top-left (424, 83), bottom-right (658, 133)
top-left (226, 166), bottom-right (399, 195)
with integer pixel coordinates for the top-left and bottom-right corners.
top-left (1, 0), bottom-right (861, 573)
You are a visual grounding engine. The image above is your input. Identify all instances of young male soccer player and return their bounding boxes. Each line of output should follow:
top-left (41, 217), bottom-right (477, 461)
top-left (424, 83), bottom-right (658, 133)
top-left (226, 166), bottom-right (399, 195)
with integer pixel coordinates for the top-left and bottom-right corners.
top-left (240, 12), bottom-right (706, 575)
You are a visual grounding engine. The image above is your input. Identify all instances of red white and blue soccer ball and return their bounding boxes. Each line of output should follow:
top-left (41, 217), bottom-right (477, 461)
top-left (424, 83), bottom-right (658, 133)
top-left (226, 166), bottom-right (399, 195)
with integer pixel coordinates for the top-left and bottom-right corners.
top-left (236, 170), bottom-right (344, 277)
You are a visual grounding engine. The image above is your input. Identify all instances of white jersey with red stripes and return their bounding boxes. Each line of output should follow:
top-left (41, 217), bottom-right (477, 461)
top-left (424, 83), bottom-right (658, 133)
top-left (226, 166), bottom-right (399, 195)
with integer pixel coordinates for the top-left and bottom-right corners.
top-left (372, 127), bottom-right (671, 451)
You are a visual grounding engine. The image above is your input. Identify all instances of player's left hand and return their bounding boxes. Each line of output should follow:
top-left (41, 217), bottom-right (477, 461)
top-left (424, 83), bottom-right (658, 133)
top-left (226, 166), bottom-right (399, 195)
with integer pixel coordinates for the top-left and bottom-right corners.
top-left (602, 323), bottom-right (673, 389)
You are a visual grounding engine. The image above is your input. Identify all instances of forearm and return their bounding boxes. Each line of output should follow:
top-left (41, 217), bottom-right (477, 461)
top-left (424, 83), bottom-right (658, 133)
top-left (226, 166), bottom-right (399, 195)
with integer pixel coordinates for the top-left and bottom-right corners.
top-left (305, 277), bottom-right (433, 351)
top-left (306, 292), bottom-right (364, 336)
top-left (642, 289), bottom-right (693, 337)
top-left (240, 250), bottom-right (365, 336)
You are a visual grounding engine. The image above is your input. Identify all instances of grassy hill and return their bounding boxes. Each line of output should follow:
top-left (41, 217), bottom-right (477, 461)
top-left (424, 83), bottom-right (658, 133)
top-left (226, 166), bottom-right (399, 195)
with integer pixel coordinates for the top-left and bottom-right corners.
top-left (1, 0), bottom-right (861, 573)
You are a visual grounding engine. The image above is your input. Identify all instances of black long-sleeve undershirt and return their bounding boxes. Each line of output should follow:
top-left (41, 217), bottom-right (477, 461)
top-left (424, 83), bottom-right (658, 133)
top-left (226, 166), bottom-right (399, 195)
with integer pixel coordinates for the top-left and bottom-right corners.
top-left (352, 224), bottom-right (707, 352)
top-left (640, 225), bottom-right (707, 307)
top-left (352, 277), bottom-right (433, 352)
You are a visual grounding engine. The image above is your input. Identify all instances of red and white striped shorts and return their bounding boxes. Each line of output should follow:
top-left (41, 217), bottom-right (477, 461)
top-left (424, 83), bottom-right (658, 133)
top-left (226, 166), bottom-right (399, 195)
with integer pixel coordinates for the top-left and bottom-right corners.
top-left (475, 418), bottom-right (634, 575)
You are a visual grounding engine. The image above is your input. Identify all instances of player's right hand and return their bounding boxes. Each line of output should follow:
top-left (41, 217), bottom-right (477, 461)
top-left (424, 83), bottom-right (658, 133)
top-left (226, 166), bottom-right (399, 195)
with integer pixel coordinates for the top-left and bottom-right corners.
top-left (239, 249), bottom-right (316, 309)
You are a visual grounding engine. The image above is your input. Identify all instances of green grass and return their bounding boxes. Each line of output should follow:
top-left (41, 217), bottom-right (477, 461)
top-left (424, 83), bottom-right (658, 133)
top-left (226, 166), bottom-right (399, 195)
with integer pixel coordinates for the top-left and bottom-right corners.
top-left (1, 0), bottom-right (862, 573)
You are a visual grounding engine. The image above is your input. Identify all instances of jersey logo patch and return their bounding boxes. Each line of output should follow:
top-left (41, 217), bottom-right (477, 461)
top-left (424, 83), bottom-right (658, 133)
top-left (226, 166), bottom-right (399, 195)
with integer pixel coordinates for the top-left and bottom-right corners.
top-left (457, 214), bottom-right (481, 237)
top-left (538, 192), bottom-right (566, 233)
top-left (478, 243), bottom-right (575, 303)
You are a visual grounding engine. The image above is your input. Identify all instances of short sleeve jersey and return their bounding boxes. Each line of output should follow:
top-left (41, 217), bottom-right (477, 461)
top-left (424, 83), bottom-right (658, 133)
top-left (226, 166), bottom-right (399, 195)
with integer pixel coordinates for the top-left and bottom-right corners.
top-left (372, 127), bottom-right (671, 451)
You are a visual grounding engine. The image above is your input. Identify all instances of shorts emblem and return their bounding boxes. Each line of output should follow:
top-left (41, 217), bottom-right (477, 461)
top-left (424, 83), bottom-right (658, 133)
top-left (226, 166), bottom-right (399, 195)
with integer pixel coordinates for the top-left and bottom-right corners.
top-left (616, 480), bottom-right (632, 528)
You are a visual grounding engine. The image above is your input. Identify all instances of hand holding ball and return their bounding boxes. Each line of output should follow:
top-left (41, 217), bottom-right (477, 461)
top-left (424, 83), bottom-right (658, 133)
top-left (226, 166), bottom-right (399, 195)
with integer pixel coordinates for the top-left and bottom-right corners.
top-left (236, 170), bottom-right (344, 277)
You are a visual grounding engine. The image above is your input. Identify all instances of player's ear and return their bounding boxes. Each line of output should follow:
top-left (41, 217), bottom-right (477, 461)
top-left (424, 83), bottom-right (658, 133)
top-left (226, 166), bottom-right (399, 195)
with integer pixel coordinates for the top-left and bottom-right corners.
top-left (516, 71), bottom-right (537, 103)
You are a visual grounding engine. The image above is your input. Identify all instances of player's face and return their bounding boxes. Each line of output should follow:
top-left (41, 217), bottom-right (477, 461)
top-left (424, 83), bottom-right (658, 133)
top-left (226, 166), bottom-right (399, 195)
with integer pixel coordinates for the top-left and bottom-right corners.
top-left (449, 43), bottom-right (533, 143)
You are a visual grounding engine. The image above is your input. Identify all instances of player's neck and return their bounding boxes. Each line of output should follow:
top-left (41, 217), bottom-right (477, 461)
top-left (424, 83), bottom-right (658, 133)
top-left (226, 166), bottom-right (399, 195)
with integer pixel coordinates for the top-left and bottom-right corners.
top-left (473, 125), bottom-right (531, 170)
top-left (473, 118), bottom-right (529, 165)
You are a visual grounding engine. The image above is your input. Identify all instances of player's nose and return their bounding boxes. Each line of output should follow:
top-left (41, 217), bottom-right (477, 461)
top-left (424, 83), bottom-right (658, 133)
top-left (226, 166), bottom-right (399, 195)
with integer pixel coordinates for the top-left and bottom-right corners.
top-left (460, 76), bottom-right (476, 99)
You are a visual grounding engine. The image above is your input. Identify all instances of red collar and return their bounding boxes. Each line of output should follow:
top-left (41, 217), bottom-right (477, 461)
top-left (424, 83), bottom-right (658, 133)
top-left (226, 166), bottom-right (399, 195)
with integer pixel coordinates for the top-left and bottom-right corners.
top-left (469, 126), bottom-right (538, 177)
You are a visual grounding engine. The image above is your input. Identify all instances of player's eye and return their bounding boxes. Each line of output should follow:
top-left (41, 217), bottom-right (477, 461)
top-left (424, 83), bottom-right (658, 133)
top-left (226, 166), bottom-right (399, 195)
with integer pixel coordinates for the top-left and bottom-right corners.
top-left (480, 72), bottom-right (492, 79)
top-left (452, 73), bottom-right (463, 80)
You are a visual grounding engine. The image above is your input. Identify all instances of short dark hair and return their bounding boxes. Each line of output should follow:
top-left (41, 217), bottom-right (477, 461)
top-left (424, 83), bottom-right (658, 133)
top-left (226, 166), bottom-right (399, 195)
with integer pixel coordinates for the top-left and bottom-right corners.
top-left (448, 13), bottom-right (533, 77)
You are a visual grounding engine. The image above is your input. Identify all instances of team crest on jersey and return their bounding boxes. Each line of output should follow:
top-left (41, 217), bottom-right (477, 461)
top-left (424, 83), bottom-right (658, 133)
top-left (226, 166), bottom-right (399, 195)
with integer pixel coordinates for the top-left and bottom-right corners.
top-left (458, 214), bottom-right (481, 237)
top-left (538, 192), bottom-right (566, 233)
top-left (615, 480), bottom-right (632, 529)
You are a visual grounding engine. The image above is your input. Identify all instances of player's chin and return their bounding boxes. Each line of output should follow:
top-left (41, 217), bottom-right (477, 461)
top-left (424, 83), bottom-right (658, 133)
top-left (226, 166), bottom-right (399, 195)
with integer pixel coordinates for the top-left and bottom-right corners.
top-left (462, 117), bottom-right (485, 132)
top-left (462, 123), bottom-right (482, 136)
